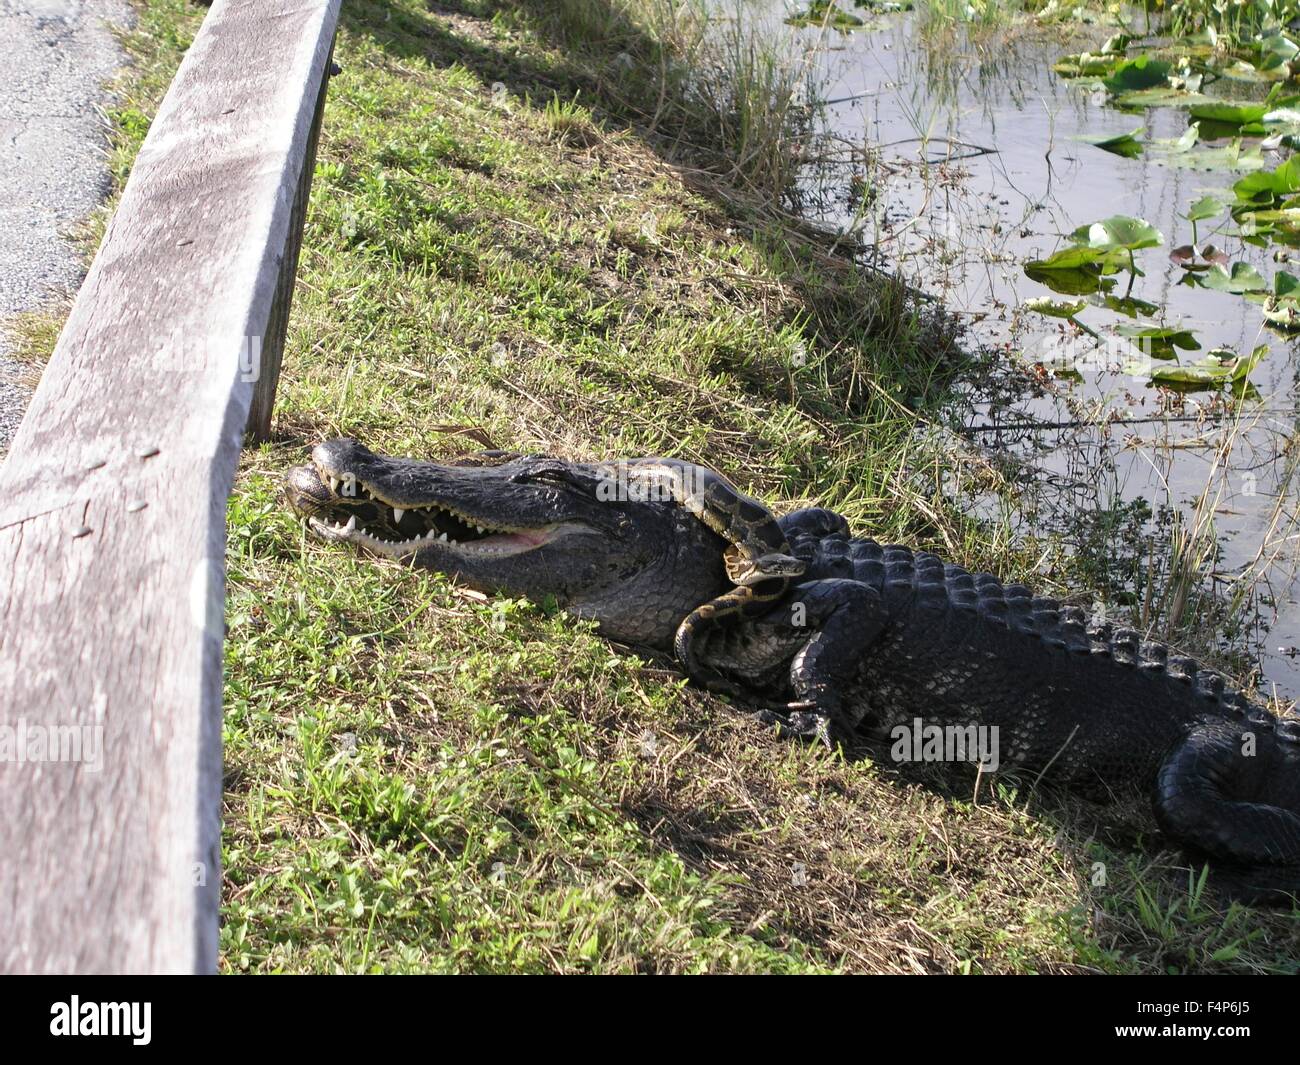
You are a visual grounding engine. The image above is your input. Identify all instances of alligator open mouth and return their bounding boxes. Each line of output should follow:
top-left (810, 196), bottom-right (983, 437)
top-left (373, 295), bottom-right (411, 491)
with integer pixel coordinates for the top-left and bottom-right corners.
top-left (284, 457), bottom-right (571, 561)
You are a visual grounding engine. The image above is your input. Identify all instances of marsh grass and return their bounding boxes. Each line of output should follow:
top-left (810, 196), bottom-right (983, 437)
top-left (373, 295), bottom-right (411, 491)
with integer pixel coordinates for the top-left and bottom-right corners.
top-left (28, 0), bottom-right (1293, 972)
top-left (1165, 0), bottom-right (1300, 41)
top-left (917, 0), bottom-right (1024, 31)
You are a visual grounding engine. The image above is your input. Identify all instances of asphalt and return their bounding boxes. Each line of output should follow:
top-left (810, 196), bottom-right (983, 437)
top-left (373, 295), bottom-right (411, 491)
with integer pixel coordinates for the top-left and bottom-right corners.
top-left (0, 0), bottom-right (133, 453)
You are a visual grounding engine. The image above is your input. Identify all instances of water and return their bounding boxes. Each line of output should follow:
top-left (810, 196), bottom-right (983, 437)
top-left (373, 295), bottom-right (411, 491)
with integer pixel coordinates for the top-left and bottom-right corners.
top-left (752, 8), bottom-right (1300, 695)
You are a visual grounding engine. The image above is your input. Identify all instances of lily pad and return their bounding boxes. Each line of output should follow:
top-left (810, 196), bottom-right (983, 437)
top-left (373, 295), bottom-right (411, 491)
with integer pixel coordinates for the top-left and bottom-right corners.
top-left (1151, 123), bottom-right (1199, 154)
top-left (1258, 270), bottom-right (1300, 328)
top-left (1274, 270), bottom-right (1300, 299)
top-left (1169, 243), bottom-right (1230, 270)
top-left (1113, 87), bottom-right (1202, 109)
top-left (1218, 59), bottom-right (1283, 85)
top-left (1024, 265), bottom-right (1117, 296)
top-left (1200, 261), bottom-right (1268, 293)
top-left (1079, 126), bottom-right (1144, 158)
top-left (1238, 205), bottom-right (1300, 237)
top-left (1263, 302), bottom-right (1300, 328)
top-left (1054, 52), bottom-right (1123, 78)
top-left (1022, 297), bottom-right (1087, 318)
top-left (1101, 293), bottom-right (1159, 318)
top-left (1160, 142), bottom-right (1266, 173)
top-left (1148, 345), bottom-right (1268, 390)
top-left (1232, 153), bottom-right (1300, 207)
top-left (1026, 244), bottom-right (1130, 273)
top-left (1116, 323), bottom-right (1201, 359)
top-left (1153, 140), bottom-right (1265, 172)
top-left (786, 1), bottom-right (864, 29)
top-left (1186, 194), bottom-right (1230, 223)
top-left (1189, 100), bottom-right (1273, 126)
top-left (780, 0), bottom-right (863, 28)
top-left (1102, 55), bottom-right (1172, 94)
top-left (1070, 215), bottom-right (1164, 251)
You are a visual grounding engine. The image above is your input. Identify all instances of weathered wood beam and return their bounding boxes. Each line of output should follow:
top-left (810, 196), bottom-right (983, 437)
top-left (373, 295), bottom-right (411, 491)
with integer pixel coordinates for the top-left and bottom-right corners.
top-left (0, 0), bottom-right (341, 974)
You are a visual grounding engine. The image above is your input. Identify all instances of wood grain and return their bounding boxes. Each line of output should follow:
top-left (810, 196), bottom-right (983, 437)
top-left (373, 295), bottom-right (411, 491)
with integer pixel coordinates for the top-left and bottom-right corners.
top-left (0, 0), bottom-right (340, 973)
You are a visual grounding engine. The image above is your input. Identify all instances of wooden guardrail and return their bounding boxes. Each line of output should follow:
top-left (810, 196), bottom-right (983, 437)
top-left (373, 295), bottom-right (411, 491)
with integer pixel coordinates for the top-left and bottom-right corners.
top-left (0, 0), bottom-right (341, 973)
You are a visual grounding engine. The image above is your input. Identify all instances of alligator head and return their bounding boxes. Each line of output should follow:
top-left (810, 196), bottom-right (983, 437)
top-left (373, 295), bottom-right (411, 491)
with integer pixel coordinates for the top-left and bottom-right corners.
top-left (283, 438), bottom-right (733, 650)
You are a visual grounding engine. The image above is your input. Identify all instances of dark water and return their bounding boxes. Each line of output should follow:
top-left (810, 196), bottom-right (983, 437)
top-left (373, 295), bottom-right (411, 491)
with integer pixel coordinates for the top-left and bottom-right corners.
top-left (753, 7), bottom-right (1300, 695)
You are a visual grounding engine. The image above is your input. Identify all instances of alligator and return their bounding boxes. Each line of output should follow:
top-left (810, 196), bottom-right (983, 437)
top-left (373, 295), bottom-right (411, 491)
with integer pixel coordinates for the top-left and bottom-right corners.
top-left (283, 438), bottom-right (1300, 902)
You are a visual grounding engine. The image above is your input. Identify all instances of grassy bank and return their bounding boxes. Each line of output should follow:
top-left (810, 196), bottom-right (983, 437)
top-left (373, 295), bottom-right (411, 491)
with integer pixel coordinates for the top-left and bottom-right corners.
top-left (60, 0), bottom-right (1300, 972)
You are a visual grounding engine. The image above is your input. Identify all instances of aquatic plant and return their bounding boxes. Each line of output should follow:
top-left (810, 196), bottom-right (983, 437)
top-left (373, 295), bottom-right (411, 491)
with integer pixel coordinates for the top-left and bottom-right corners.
top-left (1025, 215), bottom-right (1163, 297)
top-left (786, 1), bottom-right (867, 30)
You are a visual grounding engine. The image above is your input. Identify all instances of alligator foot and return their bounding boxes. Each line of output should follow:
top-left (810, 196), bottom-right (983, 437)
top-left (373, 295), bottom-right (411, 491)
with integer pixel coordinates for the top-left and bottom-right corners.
top-left (753, 705), bottom-right (847, 749)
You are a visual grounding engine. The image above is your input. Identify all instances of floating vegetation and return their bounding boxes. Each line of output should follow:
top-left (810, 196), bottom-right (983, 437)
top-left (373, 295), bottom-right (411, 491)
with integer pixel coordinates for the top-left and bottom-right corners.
top-left (1145, 345), bottom-right (1269, 391)
top-left (1232, 153), bottom-right (1300, 206)
top-left (1199, 260), bottom-right (1268, 292)
top-left (1077, 119), bottom-right (1266, 171)
top-left (773, 0), bottom-right (1300, 746)
top-left (1024, 16), bottom-right (1300, 377)
top-left (1252, 268), bottom-right (1300, 327)
top-left (1116, 323), bottom-right (1202, 359)
top-left (1078, 125), bottom-right (1144, 157)
top-left (1072, 215), bottom-right (1164, 251)
top-left (1102, 54), bottom-right (1174, 94)
top-left (1169, 242), bottom-right (1230, 270)
top-left (1021, 296), bottom-right (1087, 317)
top-left (1025, 215), bottom-right (1162, 294)
top-left (786, 0), bottom-right (915, 30)
top-left (1101, 293), bottom-right (1161, 318)
top-left (1185, 193), bottom-right (1231, 242)
top-left (786, 1), bottom-right (865, 29)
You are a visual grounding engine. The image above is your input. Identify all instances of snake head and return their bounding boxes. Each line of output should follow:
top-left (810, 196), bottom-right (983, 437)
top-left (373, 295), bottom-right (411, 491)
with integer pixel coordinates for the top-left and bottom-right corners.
top-left (724, 546), bottom-right (806, 586)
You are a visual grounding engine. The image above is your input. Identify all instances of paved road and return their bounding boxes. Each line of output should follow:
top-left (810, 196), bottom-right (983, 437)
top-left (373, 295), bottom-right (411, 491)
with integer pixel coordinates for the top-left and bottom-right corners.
top-left (0, 0), bottom-right (133, 453)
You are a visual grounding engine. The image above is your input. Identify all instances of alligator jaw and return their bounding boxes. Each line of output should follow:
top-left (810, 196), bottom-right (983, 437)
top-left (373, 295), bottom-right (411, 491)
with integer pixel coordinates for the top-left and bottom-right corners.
top-left (309, 507), bottom-right (573, 561)
top-left (283, 439), bottom-right (737, 651)
top-left (287, 459), bottom-right (581, 561)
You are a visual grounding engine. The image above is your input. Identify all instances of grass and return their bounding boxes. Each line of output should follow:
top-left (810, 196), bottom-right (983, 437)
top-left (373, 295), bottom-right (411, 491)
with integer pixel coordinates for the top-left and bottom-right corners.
top-left (29, 0), bottom-right (1300, 972)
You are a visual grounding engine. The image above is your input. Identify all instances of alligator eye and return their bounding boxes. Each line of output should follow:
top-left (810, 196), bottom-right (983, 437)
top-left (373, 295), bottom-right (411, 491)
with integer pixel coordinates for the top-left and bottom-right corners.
top-left (513, 465), bottom-right (576, 489)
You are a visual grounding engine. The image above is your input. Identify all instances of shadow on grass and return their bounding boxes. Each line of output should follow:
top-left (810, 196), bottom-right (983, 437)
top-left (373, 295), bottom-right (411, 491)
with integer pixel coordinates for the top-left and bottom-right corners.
top-left (341, 0), bottom-right (968, 414)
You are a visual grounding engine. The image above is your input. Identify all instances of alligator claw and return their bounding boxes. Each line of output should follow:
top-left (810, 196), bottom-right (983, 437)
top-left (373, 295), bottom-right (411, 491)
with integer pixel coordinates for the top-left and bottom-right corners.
top-left (753, 707), bottom-right (841, 749)
top-left (789, 710), bottom-right (838, 749)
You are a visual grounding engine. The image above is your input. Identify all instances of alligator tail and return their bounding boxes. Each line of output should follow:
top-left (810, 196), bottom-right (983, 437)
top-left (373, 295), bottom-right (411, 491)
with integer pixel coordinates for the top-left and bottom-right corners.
top-left (1153, 719), bottom-right (1300, 903)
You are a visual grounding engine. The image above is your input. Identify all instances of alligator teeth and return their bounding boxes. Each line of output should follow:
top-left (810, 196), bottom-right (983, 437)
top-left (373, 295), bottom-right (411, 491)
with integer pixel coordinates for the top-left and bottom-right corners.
top-left (392, 507), bottom-right (405, 523)
top-left (476, 525), bottom-right (485, 533)
top-left (345, 515), bottom-right (357, 532)
top-left (438, 532), bottom-right (448, 542)
top-left (328, 476), bottom-right (340, 494)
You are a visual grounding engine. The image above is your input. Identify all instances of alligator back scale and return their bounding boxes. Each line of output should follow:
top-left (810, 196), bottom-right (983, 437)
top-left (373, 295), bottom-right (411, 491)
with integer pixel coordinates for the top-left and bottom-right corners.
top-left (595, 458), bottom-right (805, 696)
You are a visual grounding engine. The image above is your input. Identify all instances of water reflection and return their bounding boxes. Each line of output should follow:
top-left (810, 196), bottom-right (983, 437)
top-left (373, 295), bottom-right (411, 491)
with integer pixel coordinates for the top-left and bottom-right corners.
top-left (761, 7), bottom-right (1300, 693)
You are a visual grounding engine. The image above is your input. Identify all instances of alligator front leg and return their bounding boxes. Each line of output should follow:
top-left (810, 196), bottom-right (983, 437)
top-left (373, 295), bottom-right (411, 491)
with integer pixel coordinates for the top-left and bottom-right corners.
top-left (1153, 719), bottom-right (1300, 902)
top-left (753, 578), bottom-right (890, 747)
